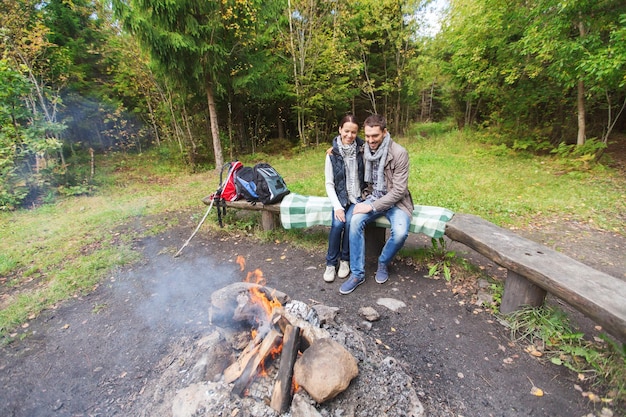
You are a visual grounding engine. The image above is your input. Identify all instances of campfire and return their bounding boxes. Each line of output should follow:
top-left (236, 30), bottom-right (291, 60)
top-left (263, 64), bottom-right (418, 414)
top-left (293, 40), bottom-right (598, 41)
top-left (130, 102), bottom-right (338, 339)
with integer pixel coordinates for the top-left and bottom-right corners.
top-left (152, 256), bottom-right (424, 417)
top-left (209, 256), bottom-right (359, 413)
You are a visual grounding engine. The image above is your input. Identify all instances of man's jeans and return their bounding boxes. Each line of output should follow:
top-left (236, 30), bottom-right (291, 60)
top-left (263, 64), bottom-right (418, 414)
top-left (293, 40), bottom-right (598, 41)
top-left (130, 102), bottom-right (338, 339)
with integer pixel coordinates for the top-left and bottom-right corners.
top-left (349, 206), bottom-right (410, 279)
top-left (326, 204), bottom-right (355, 266)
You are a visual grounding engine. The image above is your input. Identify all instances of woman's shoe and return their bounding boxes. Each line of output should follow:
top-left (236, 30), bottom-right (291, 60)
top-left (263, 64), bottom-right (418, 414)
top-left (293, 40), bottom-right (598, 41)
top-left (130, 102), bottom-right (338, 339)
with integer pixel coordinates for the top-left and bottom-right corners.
top-left (323, 265), bottom-right (336, 282)
top-left (337, 260), bottom-right (350, 279)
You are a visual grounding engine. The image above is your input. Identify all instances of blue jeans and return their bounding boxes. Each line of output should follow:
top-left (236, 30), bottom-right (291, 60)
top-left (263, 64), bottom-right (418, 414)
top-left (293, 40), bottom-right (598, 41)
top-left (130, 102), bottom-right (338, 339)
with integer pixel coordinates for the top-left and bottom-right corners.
top-left (326, 205), bottom-right (355, 266)
top-left (349, 206), bottom-right (410, 279)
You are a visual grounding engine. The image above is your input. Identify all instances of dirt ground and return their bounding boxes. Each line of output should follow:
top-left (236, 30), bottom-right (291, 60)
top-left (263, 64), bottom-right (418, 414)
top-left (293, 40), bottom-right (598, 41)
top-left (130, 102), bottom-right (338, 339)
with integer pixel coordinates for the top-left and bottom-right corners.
top-left (0, 210), bottom-right (624, 417)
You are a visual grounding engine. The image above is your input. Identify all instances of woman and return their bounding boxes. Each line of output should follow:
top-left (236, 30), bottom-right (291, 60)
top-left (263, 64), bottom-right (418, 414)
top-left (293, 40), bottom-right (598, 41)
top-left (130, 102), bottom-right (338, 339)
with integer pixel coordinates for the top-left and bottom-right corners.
top-left (323, 115), bottom-right (366, 282)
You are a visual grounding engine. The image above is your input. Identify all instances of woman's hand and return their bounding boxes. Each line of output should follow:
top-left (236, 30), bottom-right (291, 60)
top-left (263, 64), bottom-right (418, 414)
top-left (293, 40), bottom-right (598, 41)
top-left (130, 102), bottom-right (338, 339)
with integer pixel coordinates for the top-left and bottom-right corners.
top-left (334, 208), bottom-right (346, 222)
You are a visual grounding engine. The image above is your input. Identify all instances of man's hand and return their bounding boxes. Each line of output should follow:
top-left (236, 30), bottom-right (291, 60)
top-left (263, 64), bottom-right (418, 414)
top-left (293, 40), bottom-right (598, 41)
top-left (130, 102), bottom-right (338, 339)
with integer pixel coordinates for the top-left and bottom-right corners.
top-left (353, 202), bottom-right (373, 215)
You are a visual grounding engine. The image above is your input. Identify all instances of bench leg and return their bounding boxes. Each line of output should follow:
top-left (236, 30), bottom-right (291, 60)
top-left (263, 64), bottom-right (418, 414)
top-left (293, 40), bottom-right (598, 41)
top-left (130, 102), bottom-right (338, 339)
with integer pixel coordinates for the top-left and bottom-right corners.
top-left (365, 224), bottom-right (386, 263)
top-left (261, 211), bottom-right (278, 231)
top-left (500, 270), bottom-right (547, 314)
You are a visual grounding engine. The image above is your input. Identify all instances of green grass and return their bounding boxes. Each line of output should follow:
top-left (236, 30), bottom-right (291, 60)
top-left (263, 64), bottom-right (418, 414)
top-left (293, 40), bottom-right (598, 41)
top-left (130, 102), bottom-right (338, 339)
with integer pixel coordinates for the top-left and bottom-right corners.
top-left (505, 305), bottom-right (626, 403)
top-left (264, 125), bottom-right (625, 233)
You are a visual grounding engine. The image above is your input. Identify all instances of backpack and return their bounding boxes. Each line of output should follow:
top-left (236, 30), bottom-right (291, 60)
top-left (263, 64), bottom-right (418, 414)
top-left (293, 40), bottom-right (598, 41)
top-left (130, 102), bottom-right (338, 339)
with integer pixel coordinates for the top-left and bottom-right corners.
top-left (253, 163), bottom-right (290, 205)
top-left (234, 166), bottom-right (259, 202)
top-left (216, 160), bottom-right (243, 201)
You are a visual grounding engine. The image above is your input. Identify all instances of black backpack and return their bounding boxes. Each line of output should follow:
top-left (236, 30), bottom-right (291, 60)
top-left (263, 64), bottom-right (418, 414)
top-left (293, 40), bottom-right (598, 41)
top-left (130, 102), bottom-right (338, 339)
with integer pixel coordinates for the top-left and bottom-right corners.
top-left (234, 166), bottom-right (259, 202)
top-left (253, 163), bottom-right (290, 205)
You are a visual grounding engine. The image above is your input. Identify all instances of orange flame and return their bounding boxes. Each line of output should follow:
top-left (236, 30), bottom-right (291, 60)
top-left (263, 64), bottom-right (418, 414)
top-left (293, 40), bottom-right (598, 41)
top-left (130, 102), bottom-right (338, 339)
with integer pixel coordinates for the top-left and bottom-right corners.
top-left (258, 342), bottom-right (283, 377)
top-left (236, 255), bottom-right (246, 271)
top-left (236, 256), bottom-right (289, 386)
top-left (244, 268), bottom-right (266, 286)
top-left (292, 376), bottom-right (300, 393)
top-left (249, 285), bottom-right (282, 315)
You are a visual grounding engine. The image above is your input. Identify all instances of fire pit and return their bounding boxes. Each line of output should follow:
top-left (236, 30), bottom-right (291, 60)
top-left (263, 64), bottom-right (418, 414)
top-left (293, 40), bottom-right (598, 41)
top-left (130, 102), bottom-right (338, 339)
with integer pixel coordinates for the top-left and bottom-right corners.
top-left (131, 261), bottom-right (425, 417)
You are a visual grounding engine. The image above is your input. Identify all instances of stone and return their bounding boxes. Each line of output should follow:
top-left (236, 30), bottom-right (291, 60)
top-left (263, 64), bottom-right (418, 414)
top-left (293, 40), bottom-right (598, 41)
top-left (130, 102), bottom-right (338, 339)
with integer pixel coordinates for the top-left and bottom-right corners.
top-left (188, 331), bottom-right (234, 382)
top-left (290, 393), bottom-right (324, 417)
top-left (312, 304), bottom-right (340, 325)
top-left (376, 297), bottom-right (406, 312)
top-left (209, 282), bottom-right (289, 325)
top-left (293, 337), bottom-right (358, 403)
top-left (358, 306), bottom-right (380, 321)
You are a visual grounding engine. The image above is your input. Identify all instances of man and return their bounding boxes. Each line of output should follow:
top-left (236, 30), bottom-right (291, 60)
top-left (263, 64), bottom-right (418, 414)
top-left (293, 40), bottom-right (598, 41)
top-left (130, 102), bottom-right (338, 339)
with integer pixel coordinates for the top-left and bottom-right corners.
top-left (339, 114), bottom-right (414, 295)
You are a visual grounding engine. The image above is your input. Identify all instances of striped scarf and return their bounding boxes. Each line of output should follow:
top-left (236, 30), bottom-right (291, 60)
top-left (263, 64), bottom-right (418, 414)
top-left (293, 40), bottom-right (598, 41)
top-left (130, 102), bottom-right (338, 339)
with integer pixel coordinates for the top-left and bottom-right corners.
top-left (338, 139), bottom-right (359, 204)
top-left (364, 133), bottom-right (390, 194)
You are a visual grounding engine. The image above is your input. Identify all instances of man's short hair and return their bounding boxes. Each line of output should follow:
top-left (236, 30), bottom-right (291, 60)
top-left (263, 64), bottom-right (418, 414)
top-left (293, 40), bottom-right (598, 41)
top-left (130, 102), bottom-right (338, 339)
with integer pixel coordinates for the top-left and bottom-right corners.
top-left (364, 114), bottom-right (386, 130)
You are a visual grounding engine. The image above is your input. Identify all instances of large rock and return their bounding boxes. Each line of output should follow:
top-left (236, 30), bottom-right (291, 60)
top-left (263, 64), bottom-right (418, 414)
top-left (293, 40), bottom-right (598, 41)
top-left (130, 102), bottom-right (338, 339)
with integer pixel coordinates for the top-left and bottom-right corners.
top-left (293, 337), bottom-right (358, 403)
top-left (209, 282), bottom-right (289, 325)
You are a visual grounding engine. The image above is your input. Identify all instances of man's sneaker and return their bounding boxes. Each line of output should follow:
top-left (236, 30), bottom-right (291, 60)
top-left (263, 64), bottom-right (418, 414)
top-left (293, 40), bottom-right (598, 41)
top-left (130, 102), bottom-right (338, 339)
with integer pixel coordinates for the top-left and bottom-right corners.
top-left (375, 262), bottom-right (389, 284)
top-left (323, 265), bottom-right (336, 282)
top-left (340, 275), bottom-right (365, 294)
top-left (337, 260), bottom-right (350, 279)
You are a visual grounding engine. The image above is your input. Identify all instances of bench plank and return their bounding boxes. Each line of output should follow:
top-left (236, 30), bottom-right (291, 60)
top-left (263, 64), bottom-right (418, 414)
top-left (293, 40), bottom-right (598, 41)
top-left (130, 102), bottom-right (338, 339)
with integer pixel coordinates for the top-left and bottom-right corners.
top-left (223, 200), bottom-right (281, 213)
top-left (445, 213), bottom-right (626, 341)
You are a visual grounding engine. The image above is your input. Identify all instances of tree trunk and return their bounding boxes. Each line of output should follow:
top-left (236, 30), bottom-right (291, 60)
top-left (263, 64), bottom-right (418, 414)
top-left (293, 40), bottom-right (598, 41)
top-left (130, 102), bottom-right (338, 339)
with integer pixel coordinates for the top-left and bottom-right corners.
top-left (577, 79), bottom-right (586, 146)
top-left (206, 81), bottom-right (223, 170)
top-left (287, 0), bottom-right (306, 146)
top-left (277, 108), bottom-right (285, 140)
top-left (576, 19), bottom-right (586, 146)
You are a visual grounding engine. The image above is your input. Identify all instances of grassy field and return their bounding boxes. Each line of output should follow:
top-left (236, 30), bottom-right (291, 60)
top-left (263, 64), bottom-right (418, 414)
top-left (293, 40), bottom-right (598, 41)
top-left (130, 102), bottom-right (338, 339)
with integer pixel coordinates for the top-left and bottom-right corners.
top-left (1, 122), bottom-right (625, 340)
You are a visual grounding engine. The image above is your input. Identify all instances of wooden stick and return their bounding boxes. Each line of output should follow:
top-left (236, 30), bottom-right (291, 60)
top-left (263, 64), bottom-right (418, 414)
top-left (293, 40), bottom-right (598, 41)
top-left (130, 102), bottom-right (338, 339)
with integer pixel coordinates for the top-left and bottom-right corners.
top-left (223, 338), bottom-right (262, 383)
top-left (174, 198), bottom-right (215, 258)
top-left (232, 329), bottom-right (283, 397)
top-left (270, 325), bottom-right (301, 413)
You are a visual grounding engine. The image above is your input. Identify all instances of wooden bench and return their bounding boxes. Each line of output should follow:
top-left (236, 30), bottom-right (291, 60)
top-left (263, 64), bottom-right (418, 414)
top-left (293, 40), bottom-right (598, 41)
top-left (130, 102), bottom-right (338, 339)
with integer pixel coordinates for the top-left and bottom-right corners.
top-left (445, 213), bottom-right (626, 342)
top-left (211, 199), bottom-right (388, 260)
top-left (208, 198), bottom-right (626, 342)
top-left (217, 199), bottom-right (282, 230)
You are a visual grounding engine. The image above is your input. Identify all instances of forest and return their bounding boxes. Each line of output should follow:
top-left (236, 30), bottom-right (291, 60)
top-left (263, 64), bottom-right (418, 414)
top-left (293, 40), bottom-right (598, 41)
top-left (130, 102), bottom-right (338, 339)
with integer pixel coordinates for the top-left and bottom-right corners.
top-left (1, 0), bottom-right (625, 209)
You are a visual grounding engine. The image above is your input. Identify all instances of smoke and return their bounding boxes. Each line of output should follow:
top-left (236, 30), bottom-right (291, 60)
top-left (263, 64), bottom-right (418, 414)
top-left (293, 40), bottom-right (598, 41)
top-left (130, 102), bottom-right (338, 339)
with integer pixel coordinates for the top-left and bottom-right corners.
top-left (112, 239), bottom-right (242, 340)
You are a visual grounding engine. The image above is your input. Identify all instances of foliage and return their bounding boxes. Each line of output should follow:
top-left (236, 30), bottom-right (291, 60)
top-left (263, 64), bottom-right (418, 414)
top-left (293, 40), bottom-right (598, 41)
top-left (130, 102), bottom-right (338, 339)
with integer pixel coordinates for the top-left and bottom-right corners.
top-left (504, 305), bottom-right (626, 403)
top-left (426, 237), bottom-right (454, 281)
top-left (550, 138), bottom-right (608, 170)
top-left (436, 0), bottom-right (626, 148)
top-left (3, 0), bottom-right (624, 191)
top-left (489, 282), bottom-right (503, 309)
top-left (0, 59), bottom-right (64, 209)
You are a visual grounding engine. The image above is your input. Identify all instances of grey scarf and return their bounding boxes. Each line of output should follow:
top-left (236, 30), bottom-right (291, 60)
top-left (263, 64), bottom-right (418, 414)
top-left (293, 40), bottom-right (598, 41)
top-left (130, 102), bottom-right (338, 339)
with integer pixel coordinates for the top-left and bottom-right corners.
top-left (338, 138), bottom-right (359, 204)
top-left (364, 133), bottom-right (390, 193)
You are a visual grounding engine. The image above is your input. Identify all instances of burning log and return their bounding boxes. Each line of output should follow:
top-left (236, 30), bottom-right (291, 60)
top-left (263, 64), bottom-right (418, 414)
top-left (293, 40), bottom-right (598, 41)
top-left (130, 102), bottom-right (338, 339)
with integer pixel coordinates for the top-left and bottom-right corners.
top-left (270, 324), bottom-right (301, 413)
top-left (231, 328), bottom-right (283, 397)
top-left (223, 334), bottom-right (263, 384)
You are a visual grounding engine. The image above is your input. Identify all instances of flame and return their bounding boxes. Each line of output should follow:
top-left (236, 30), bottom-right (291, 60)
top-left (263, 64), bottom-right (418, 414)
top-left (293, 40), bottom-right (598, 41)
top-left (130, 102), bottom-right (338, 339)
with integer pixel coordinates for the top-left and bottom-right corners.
top-left (249, 285), bottom-right (282, 316)
top-left (236, 255), bottom-right (246, 271)
top-left (235, 257), bottom-right (291, 388)
top-left (245, 268), bottom-right (266, 286)
top-left (258, 342), bottom-right (283, 377)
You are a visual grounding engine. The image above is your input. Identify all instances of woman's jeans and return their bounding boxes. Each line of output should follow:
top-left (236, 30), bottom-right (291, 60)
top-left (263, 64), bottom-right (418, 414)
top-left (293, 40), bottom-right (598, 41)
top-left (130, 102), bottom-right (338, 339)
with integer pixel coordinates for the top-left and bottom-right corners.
top-left (349, 206), bottom-right (410, 279)
top-left (326, 205), bottom-right (355, 266)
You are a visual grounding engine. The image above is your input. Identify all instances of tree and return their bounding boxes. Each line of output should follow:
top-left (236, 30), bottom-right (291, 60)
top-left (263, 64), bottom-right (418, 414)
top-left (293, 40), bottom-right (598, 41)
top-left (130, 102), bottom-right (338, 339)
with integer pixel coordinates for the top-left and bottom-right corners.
top-left (0, 0), bottom-right (66, 208)
top-left (113, 0), bottom-right (250, 169)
